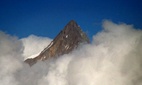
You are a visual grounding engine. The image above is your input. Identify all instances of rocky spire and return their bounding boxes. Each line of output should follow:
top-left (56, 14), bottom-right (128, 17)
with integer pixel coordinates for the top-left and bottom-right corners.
top-left (25, 20), bottom-right (90, 66)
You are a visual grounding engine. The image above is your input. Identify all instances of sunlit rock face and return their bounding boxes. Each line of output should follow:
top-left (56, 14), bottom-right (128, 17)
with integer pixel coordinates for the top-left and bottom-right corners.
top-left (25, 20), bottom-right (90, 66)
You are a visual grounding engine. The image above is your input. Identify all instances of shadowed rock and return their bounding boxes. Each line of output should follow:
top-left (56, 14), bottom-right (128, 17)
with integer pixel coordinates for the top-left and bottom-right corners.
top-left (25, 20), bottom-right (90, 66)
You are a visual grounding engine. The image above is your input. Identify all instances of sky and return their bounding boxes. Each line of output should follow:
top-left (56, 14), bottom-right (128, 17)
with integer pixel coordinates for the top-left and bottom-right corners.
top-left (0, 0), bottom-right (142, 39)
top-left (1, 0), bottom-right (142, 84)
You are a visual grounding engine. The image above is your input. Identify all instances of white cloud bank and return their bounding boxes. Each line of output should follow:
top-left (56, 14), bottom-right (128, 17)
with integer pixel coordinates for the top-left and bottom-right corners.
top-left (0, 20), bottom-right (142, 85)
top-left (21, 35), bottom-right (52, 59)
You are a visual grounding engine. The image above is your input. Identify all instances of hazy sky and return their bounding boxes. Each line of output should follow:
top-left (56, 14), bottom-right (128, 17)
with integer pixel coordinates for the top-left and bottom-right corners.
top-left (0, 0), bottom-right (142, 39)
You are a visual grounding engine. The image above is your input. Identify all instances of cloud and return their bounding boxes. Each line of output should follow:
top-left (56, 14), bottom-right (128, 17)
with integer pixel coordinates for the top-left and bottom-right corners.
top-left (0, 31), bottom-right (23, 85)
top-left (0, 20), bottom-right (142, 85)
top-left (21, 35), bottom-right (52, 59)
top-left (39, 20), bottom-right (142, 85)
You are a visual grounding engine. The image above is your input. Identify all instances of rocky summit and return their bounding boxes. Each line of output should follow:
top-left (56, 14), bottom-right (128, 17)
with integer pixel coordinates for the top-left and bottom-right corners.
top-left (25, 20), bottom-right (90, 66)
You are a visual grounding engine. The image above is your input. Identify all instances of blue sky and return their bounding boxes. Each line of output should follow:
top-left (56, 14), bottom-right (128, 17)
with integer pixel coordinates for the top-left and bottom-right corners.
top-left (0, 0), bottom-right (142, 39)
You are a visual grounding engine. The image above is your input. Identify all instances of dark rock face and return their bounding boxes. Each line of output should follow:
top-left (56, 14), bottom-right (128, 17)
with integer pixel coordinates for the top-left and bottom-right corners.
top-left (25, 20), bottom-right (90, 66)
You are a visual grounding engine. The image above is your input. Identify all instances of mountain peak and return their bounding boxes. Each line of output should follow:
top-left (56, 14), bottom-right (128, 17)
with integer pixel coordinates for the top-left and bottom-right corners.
top-left (64, 20), bottom-right (79, 31)
top-left (66, 20), bottom-right (78, 26)
top-left (25, 20), bottom-right (89, 66)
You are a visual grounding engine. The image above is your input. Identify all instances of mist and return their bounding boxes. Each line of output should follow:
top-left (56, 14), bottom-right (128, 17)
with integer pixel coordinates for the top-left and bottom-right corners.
top-left (0, 20), bottom-right (142, 85)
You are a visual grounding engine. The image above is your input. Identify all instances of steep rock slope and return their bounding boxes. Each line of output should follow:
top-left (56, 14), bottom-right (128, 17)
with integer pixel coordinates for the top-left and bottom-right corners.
top-left (25, 20), bottom-right (90, 66)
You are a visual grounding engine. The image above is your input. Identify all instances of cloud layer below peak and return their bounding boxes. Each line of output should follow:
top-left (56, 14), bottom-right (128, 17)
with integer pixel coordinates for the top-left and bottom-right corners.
top-left (0, 20), bottom-right (142, 85)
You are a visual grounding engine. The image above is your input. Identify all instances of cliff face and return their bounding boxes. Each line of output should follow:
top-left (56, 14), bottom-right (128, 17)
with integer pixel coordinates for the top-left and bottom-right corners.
top-left (25, 20), bottom-right (90, 66)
